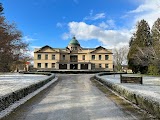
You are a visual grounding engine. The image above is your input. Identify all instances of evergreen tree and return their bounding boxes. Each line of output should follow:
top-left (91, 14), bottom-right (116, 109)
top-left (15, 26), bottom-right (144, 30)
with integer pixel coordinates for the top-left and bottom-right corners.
top-left (134, 20), bottom-right (152, 47)
top-left (128, 19), bottom-right (151, 73)
top-left (152, 18), bottom-right (160, 46)
top-left (148, 18), bottom-right (160, 74)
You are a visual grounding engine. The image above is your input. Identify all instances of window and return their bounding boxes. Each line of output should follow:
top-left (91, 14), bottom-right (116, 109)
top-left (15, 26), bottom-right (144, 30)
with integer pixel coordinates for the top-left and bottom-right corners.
top-left (105, 55), bottom-right (109, 60)
top-left (52, 54), bottom-right (55, 60)
top-left (105, 64), bottom-right (109, 68)
top-left (62, 55), bottom-right (65, 60)
top-left (37, 54), bottom-right (41, 60)
top-left (92, 55), bottom-right (95, 60)
top-left (37, 63), bottom-right (41, 68)
top-left (82, 55), bottom-right (85, 60)
top-left (45, 63), bottom-right (48, 68)
top-left (91, 64), bottom-right (95, 69)
top-left (75, 47), bottom-right (77, 50)
top-left (99, 55), bottom-right (102, 60)
top-left (52, 63), bottom-right (55, 68)
top-left (99, 64), bottom-right (102, 68)
top-left (45, 54), bottom-right (48, 60)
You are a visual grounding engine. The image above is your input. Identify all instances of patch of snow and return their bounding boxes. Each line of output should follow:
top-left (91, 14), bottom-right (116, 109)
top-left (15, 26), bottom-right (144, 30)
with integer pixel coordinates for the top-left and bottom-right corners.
top-left (100, 74), bottom-right (160, 103)
top-left (0, 73), bottom-right (49, 97)
top-left (0, 77), bottom-right (58, 119)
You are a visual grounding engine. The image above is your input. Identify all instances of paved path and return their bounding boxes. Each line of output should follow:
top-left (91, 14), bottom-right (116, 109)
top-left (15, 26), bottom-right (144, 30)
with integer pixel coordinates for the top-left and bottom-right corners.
top-left (2, 74), bottom-right (143, 120)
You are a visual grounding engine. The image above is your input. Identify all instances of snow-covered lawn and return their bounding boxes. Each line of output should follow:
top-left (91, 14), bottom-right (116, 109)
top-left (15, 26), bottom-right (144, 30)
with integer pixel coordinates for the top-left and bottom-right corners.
top-left (100, 74), bottom-right (160, 103)
top-left (0, 73), bottom-right (49, 97)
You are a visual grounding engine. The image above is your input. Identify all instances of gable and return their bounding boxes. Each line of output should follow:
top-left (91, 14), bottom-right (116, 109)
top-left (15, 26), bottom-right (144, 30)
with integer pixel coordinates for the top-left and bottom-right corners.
top-left (34, 45), bottom-right (58, 53)
top-left (90, 46), bottom-right (112, 54)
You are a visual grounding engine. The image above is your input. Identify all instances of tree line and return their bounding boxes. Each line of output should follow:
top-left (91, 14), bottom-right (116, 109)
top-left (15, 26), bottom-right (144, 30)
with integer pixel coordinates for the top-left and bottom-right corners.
top-left (0, 3), bottom-right (29, 72)
top-left (128, 18), bottom-right (160, 75)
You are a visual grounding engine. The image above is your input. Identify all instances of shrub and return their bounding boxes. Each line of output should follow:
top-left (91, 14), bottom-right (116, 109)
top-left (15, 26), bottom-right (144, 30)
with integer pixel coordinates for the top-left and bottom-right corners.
top-left (147, 65), bottom-right (159, 75)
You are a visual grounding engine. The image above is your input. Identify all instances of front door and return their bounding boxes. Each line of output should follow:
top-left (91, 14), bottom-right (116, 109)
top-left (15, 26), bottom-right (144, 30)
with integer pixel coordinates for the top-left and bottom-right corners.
top-left (70, 64), bottom-right (78, 69)
top-left (81, 64), bottom-right (88, 69)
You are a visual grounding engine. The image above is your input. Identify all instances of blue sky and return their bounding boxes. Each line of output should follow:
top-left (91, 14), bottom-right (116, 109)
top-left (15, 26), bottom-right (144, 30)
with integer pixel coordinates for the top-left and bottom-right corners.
top-left (1, 0), bottom-right (160, 56)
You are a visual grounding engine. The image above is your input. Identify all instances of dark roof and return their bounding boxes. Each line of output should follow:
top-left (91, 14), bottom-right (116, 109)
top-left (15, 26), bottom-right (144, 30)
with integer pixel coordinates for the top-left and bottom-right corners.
top-left (90, 46), bottom-right (113, 54)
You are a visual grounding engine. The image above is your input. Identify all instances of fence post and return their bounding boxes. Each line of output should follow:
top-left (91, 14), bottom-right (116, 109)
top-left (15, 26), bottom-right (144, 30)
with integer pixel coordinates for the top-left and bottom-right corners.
top-left (140, 77), bottom-right (143, 84)
top-left (120, 74), bottom-right (122, 83)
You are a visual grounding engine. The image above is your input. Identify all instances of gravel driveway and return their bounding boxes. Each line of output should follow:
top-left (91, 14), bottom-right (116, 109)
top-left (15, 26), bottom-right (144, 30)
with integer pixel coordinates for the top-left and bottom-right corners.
top-left (2, 74), bottom-right (142, 120)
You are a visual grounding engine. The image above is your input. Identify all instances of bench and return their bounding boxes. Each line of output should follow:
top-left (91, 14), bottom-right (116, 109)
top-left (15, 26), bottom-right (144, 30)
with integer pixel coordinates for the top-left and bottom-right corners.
top-left (120, 74), bottom-right (143, 84)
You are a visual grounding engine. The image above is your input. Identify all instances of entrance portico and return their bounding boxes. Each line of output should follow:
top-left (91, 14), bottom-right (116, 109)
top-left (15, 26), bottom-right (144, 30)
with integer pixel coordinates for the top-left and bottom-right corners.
top-left (70, 64), bottom-right (78, 69)
top-left (58, 62), bottom-right (91, 70)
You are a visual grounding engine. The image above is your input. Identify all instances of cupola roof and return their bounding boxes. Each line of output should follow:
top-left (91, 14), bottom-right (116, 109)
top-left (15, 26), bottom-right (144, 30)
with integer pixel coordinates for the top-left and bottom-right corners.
top-left (69, 36), bottom-right (80, 46)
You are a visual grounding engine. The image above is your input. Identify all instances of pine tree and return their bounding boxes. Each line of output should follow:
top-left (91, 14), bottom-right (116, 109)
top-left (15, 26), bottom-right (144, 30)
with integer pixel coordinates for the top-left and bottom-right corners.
top-left (152, 18), bottom-right (160, 46)
top-left (134, 20), bottom-right (152, 47)
top-left (128, 19), bottom-right (151, 73)
top-left (148, 18), bottom-right (160, 74)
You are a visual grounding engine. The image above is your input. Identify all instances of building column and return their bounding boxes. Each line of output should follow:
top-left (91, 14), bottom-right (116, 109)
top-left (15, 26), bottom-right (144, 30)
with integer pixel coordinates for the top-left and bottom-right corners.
top-left (78, 64), bottom-right (81, 70)
top-left (56, 63), bottom-right (59, 69)
top-left (26, 64), bottom-right (29, 71)
top-left (67, 64), bottom-right (70, 70)
top-left (88, 63), bottom-right (91, 70)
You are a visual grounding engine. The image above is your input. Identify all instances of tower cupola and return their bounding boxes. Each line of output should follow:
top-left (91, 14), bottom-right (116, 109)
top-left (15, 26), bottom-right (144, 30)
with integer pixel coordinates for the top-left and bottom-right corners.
top-left (68, 36), bottom-right (80, 46)
top-left (67, 36), bottom-right (81, 51)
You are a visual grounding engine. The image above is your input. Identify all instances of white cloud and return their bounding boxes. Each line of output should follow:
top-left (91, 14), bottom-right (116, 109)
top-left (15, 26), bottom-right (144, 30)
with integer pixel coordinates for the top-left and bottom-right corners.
top-left (84, 12), bottom-right (106, 21)
top-left (56, 22), bottom-right (63, 28)
top-left (135, 11), bottom-right (160, 27)
top-left (62, 33), bottom-right (71, 40)
top-left (56, 22), bottom-right (67, 28)
top-left (99, 22), bottom-right (108, 29)
top-left (107, 20), bottom-right (115, 28)
top-left (23, 36), bottom-right (37, 42)
top-left (27, 46), bottom-right (41, 58)
top-left (129, 0), bottom-right (160, 13)
top-left (93, 13), bottom-right (105, 20)
top-left (31, 46), bottom-right (41, 49)
top-left (99, 19), bottom-right (115, 29)
top-left (128, 0), bottom-right (160, 27)
top-left (89, 10), bottom-right (93, 16)
top-left (62, 0), bottom-right (160, 49)
top-left (27, 50), bottom-right (34, 57)
top-left (63, 22), bottom-right (131, 49)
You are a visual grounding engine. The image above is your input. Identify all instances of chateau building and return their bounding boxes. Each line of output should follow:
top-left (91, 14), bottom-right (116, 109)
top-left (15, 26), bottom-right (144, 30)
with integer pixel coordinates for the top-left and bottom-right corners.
top-left (34, 37), bottom-right (113, 71)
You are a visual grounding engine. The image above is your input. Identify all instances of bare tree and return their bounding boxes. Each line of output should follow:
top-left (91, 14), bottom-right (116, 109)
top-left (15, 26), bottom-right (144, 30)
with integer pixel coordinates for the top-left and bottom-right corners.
top-left (113, 46), bottom-right (129, 71)
top-left (0, 16), bottom-right (29, 72)
top-left (134, 46), bottom-right (160, 67)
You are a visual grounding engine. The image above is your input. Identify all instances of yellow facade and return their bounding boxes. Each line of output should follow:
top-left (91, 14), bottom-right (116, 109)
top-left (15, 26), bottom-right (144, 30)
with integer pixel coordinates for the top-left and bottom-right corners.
top-left (34, 37), bottom-right (113, 71)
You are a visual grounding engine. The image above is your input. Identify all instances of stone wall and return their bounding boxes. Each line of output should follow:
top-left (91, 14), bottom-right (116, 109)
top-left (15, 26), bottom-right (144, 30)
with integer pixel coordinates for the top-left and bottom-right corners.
top-left (0, 73), bottom-right (55, 112)
top-left (94, 73), bottom-right (160, 118)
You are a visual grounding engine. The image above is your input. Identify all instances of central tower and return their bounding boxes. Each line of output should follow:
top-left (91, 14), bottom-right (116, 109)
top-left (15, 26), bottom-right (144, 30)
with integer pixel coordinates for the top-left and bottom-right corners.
top-left (67, 36), bottom-right (81, 51)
